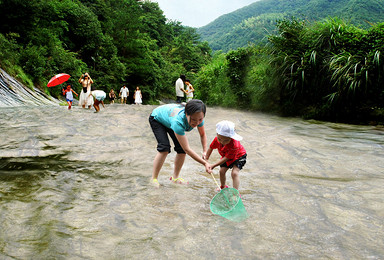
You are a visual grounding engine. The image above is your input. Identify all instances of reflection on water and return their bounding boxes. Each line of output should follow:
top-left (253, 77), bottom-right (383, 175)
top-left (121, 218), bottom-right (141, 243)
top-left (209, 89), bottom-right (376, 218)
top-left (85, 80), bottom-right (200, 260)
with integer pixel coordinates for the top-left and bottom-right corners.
top-left (0, 105), bottom-right (383, 259)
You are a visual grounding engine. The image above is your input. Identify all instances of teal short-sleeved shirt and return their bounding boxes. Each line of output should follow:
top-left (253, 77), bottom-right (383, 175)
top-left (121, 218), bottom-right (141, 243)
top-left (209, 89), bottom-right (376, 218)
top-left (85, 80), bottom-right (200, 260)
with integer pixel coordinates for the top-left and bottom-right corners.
top-left (151, 104), bottom-right (204, 135)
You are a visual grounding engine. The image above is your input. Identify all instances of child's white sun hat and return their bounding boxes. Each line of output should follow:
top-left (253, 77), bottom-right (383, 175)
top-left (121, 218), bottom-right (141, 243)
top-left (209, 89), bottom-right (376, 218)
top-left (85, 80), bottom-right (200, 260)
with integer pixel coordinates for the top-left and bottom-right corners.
top-left (216, 120), bottom-right (243, 141)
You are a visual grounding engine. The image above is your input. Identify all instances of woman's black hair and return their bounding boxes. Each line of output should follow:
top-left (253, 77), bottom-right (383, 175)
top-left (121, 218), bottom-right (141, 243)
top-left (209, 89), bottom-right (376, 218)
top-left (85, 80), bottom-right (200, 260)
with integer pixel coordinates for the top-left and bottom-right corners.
top-left (185, 99), bottom-right (206, 116)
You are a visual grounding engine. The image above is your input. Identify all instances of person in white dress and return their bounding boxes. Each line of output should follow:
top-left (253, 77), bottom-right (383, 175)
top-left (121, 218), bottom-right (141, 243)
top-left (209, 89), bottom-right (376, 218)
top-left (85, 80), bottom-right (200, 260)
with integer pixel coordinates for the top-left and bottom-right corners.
top-left (185, 79), bottom-right (195, 102)
top-left (134, 86), bottom-right (142, 105)
top-left (78, 72), bottom-right (94, 108)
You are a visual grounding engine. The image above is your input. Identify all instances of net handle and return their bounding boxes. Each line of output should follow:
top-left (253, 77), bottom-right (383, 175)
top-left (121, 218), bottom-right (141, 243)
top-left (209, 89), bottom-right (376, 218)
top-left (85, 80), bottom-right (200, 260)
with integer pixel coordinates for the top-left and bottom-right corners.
top-left (210, 172), bottom-right (221, 190)
top-left (210, 171), bottom-right (232, 208)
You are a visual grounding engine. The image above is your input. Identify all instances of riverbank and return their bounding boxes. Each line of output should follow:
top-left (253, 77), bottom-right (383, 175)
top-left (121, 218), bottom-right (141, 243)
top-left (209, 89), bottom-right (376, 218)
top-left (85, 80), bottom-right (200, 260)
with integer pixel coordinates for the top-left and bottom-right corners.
top-left (1, 67), bottom-right (383, 126)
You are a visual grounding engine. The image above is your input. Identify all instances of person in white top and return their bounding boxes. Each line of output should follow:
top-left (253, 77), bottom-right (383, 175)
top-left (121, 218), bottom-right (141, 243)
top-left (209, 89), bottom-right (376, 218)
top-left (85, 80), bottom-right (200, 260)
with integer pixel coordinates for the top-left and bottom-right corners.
top-left (175, 74), bottom-right (187, 103)
top-left (90, 90), bottom-right (106, 112)
top-left (119, 85), bottom-right (129, 104)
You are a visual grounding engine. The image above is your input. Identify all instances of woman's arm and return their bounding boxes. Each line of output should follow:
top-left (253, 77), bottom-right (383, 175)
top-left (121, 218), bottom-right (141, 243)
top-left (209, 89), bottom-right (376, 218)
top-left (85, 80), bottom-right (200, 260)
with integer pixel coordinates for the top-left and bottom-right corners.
top-left (197, 125), bottom-right (208, 159)
top-left (176, 133), bottom-right (212, 173)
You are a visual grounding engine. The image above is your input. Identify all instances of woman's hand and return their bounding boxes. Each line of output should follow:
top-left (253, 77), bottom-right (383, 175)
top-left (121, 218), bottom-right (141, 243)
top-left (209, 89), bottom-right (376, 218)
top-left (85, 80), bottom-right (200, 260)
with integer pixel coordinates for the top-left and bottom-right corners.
top-left (201, 151), bottom-right (207, 160)
top-left (204, 162), bottom-right (212, 174)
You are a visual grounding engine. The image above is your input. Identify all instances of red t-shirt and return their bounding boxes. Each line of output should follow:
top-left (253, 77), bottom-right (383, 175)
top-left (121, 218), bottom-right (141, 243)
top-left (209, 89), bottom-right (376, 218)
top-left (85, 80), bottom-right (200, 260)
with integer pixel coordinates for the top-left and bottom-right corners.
top-left (210, 137), bottom-right (246, 166)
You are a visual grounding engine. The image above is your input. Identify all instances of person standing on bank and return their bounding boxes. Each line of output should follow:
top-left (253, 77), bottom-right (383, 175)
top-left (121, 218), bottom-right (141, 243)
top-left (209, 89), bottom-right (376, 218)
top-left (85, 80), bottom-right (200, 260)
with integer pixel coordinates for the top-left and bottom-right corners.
top-left (109, 89), bottom-right (116, 104)
top-left (78, 72), bottom-right (94, 109)
top-left (149, 99), bottom-right (212, 187)
top-left (120, 85), bottom-right (129, 104)
top-left (134, 86), bottom-right (142, 105)
top-left (185, 79), bottom-right (195, 102)
top-left (175, 74), bottom-right (187, 103)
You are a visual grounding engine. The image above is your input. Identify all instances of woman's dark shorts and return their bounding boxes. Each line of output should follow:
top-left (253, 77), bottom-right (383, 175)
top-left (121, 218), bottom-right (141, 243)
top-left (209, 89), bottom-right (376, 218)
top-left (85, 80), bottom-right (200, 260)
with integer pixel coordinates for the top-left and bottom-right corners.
top-left (220, 153), bottom-right (247, 170)
top-left (149, 115), bottom-right (186, 154)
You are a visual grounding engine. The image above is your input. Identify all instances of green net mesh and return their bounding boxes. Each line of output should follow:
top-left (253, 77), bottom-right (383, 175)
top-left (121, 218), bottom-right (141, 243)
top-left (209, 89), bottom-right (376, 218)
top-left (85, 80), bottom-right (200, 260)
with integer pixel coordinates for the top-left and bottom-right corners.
top-left (210, 188), bottom-right (248, 222)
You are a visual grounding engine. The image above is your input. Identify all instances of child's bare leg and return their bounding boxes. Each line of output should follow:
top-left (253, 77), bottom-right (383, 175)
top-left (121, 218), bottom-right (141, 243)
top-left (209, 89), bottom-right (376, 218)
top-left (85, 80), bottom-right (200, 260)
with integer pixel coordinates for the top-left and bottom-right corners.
top-left (231, 166), bottom-right (240, 190)
top-left (219, 166), bottom-right (228, 188)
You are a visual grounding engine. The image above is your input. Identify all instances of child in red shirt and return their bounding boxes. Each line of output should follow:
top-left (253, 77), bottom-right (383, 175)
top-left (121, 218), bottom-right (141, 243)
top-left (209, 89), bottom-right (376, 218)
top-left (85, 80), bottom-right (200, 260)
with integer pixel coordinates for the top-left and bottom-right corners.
top-left (205, 120), bottom-right (247, 190)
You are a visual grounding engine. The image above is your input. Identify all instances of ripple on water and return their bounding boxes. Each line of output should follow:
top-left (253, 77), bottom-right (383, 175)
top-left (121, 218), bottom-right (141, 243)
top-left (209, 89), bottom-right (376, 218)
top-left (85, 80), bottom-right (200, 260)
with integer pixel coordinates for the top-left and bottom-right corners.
top-left (0, 105), bottom-right (383, 259)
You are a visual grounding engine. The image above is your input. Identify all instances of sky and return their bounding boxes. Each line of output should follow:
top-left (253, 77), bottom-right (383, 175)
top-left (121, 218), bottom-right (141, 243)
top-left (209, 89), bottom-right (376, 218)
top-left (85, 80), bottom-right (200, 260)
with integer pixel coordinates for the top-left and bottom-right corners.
top-left (151, 0), bottom-right (259, 28)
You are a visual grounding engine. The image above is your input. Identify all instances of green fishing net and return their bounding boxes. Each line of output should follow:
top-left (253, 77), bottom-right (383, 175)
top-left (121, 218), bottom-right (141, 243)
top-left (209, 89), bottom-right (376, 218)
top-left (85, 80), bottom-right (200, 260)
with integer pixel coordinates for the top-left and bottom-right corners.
top-left (210, 188), bottom-right (248, 222)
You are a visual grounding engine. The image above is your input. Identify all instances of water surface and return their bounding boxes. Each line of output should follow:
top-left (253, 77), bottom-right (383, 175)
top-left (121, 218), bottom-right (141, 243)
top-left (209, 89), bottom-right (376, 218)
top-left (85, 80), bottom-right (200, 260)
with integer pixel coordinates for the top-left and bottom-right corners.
top-left (0, 104), bottom-right (383, 259)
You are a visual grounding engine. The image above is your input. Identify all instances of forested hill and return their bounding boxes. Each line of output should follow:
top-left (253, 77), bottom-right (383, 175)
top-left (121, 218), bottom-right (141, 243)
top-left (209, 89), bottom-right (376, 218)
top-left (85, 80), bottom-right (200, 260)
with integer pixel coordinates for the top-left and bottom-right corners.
top-left (197, 0), bottom-right (384, 52)
top-left (0, 0), bottom-right (211, 102)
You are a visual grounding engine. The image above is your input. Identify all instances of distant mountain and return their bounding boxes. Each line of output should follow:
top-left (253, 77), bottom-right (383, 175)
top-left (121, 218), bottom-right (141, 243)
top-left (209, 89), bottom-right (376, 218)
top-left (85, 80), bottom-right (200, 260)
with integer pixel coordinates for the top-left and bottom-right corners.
top-left (197, 0), bottom-right (384, 52)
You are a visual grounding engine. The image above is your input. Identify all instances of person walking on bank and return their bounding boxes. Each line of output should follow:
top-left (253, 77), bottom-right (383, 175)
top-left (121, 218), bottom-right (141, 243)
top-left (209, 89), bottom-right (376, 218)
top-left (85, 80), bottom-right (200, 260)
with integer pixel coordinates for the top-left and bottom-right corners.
top-left (175, 74), bottom-right (187, 103)
top-left (62, 84), bottom-right (78, 110)
top-left (134, 86), bottom-right (142, 105)
top-left (109, 89), bottom-right (116, 104)
top-left (120, 85), bottom-right (129, 104)
top-left (78, 72), bottom-right (94, 109)
top-left (185, 79), bottom-right (195, 102)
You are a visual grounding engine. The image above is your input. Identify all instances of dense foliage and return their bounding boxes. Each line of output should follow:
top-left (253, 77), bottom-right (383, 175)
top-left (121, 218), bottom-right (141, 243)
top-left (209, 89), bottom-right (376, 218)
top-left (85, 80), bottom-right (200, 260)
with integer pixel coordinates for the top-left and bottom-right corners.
top-left (268, 18), bottom-right (384, 123)
top-left (197, 0), bottom-right (384, 52)
top-left (196, 18), bottom-right (384, 123)
top-left (1, 0), bottom-right (383, 124)
top-left (0, 0), bottom-right (211, 102)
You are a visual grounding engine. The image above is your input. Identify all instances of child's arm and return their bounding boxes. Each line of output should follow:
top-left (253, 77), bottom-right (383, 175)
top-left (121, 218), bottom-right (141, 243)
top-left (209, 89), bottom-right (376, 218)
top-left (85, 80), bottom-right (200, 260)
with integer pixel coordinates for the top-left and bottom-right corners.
top-left (72, 89), bottom-right (78, 96)
top-left (205, 143), bottom-right (229, 169)
top-left (197, 125), bottom-right (208, 159)
top-left (101, 101), bottom-right (105, 108)
top-left (212, 157), bottom-right (230, 169)
top-left (205, 147), bottom-right (213, 160)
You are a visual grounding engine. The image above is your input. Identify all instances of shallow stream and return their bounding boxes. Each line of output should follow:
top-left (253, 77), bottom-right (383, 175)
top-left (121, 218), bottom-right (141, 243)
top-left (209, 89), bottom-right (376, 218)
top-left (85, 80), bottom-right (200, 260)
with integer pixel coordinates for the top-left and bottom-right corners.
top-left (0, 104), bottom-right (383, 259)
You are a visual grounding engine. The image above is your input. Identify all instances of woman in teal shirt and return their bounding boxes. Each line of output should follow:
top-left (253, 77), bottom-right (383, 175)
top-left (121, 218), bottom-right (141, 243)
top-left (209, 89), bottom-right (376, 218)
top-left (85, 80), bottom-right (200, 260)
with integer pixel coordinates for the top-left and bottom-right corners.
top-left (149, 99), bottom-right (212, 187)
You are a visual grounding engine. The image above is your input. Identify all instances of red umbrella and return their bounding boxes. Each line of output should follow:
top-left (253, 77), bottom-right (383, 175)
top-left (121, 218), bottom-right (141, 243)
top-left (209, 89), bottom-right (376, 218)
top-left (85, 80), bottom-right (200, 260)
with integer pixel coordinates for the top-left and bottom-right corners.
top-left (47, 73), bottom-right (71, 87)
